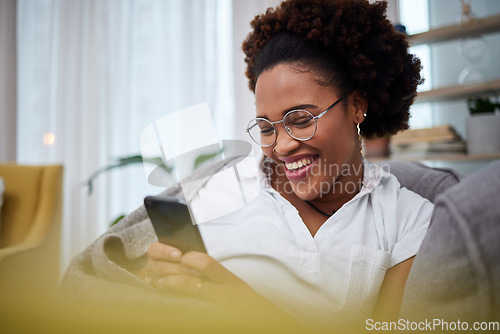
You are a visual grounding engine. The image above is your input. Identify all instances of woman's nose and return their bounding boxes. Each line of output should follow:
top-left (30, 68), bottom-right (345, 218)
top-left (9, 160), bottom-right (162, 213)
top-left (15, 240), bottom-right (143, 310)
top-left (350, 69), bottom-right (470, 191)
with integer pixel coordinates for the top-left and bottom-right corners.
top-left (273, 124), bottom-right (299, 155)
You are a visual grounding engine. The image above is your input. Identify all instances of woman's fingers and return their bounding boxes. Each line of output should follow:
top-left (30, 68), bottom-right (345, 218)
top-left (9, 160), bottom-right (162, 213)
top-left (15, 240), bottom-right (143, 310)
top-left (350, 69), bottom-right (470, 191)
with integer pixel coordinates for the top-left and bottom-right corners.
top-left (147, 242), bottom-right (182, 261)
top-left (143, 243), bottom-right (202, 285)
top-left (143, 247), bottom-right (298, 327)
top-left (149, 259), bottom-right (202, 278)
top-left (157, 274), bottom-right (246, 305)
top-left (157, 274), bottom-right (206, 296)
top-left (180, 251), bottom-right (243, 285)
top-left (157, 274), bottom-right (273, 318)
top-left (145, 244), bottom-right (243, 298)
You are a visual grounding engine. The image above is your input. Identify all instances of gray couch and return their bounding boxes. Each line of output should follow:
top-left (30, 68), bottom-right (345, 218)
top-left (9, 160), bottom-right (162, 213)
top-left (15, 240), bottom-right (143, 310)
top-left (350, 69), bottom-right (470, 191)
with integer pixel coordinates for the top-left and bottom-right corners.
top-left (394, 160), bottom-right (500, 322)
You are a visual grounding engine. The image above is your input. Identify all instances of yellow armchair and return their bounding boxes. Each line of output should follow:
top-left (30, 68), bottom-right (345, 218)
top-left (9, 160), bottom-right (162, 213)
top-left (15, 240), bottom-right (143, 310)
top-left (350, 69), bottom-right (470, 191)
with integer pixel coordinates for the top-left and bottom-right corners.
top-left (0, 164), bottom-right (63, 301)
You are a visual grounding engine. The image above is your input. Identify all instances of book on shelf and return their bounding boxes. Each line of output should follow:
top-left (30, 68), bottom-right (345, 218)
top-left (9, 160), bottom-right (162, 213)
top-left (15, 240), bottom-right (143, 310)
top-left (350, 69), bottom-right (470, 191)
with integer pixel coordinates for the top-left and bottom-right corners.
top-left (390, 125), bottom-right (466, 158)
top-left (391, 125), bottom-right (460, 144)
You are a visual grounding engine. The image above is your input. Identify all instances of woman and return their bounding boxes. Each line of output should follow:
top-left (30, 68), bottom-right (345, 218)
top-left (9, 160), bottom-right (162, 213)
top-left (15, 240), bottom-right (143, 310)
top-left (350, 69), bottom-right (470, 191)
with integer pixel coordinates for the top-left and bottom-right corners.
top-left (62, 0), bottom-right (432, 330)
top-left (138, 0), bottom-right (430, 323)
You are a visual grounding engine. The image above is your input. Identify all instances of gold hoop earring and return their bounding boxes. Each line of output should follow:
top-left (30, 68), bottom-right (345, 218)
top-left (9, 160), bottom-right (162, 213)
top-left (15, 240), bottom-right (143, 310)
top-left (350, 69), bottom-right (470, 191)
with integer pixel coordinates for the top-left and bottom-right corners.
top-left (357, 123), bottom-right (364, 157)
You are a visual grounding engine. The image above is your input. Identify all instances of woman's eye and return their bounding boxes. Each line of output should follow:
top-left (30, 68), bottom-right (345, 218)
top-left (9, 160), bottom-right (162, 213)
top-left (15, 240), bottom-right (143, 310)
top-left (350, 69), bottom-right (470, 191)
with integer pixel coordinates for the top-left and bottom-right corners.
top-left (260, 127), bottom-right (274, 136)
top-left (292, 117), bottom-right (313, 127)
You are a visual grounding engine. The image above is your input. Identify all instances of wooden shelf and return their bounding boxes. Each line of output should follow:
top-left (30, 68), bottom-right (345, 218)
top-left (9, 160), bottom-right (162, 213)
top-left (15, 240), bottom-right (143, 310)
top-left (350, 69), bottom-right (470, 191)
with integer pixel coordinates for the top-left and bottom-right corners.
top-left (409, 13), bottom-right (500, 46)
top-left (395, 13), bottom-right (500, 168)
top-left (415, 78), bottom-right (500, 103)
top-left (409, 13), bottom-right (500, 104)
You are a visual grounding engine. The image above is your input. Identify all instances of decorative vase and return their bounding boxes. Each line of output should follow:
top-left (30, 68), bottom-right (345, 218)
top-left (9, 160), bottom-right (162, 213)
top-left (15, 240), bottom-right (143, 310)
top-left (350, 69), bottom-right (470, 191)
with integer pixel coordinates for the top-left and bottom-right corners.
top-left (466, 113), bottom-right (500, 154)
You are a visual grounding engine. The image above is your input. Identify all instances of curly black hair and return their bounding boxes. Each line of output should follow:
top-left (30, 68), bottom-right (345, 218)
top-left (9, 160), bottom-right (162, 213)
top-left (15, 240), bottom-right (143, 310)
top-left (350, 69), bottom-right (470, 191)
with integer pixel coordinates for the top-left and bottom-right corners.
top-left (242, 0), bottom-right (423, 138)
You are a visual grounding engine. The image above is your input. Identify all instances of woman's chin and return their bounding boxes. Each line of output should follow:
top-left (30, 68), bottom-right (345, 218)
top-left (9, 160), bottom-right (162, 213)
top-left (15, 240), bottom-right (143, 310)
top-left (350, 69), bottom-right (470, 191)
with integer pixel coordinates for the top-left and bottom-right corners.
top-left (289, 181), bottom-right (327, 202)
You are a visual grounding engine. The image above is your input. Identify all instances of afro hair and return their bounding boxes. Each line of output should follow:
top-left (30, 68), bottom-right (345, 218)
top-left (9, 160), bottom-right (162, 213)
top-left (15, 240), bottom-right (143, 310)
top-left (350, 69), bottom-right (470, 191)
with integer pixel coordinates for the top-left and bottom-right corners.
top-left (242, 0), bottom-right (423, 138)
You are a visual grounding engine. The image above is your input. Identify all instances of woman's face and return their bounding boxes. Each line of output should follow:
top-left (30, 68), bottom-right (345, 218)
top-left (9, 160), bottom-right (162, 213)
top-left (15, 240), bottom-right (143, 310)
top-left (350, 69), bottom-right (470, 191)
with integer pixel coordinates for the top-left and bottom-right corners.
top-left (254, 64), bottom-right (364, 201)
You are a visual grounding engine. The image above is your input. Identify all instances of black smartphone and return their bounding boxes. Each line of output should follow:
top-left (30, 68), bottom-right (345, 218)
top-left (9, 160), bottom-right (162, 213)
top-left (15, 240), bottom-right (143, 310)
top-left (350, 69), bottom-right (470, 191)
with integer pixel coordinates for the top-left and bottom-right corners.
top-left (144, 195), bottom-right (206, 253)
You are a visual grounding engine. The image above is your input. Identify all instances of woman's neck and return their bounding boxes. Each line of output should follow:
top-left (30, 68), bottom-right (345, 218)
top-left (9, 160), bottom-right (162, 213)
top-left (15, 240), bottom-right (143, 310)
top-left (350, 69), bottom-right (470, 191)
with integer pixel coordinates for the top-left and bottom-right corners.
top-left (309, 160), bottom-right (364, 214)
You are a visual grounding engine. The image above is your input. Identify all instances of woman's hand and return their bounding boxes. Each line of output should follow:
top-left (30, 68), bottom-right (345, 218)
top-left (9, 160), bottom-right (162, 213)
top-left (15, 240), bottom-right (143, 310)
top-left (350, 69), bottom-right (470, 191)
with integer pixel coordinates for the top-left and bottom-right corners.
top-left (142, 242), bottom-right (202, 288)
top-left (144, 242), bottom-right (255, 304)
top-left (137, 242), bottom-right (300, 328)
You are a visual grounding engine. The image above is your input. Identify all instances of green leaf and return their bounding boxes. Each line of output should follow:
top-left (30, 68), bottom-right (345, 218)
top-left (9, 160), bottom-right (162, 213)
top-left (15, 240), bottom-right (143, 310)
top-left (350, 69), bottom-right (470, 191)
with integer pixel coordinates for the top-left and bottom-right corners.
top-left (83, 154), bottom-right (172, 195)
top-left (110, 214), bottom-right (126, 226)
top-left (193, 148), bottom-right (224, 170)
top-left (116, 155), bottom-right (144, 164)
top-left (467, 96), bottom-right (500, 115)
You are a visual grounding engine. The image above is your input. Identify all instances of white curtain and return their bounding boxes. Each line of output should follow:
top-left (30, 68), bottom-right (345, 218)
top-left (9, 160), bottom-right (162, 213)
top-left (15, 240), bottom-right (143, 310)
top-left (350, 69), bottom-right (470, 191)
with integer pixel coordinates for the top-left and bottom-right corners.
top-left (16, 0), bottom-right (282, 274)
top-left (17, 0), bottom-right (234, 271)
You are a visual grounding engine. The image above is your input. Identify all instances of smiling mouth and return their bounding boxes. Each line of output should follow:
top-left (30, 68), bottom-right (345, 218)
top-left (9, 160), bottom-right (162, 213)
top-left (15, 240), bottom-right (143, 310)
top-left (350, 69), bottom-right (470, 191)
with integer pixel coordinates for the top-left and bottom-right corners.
top-left (285, 157), bottom-right (316, 171)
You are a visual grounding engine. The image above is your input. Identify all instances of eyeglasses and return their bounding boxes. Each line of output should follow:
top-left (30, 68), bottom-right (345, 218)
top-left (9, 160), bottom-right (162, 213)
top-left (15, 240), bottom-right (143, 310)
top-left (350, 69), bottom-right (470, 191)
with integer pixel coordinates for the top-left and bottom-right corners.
top-left (246, 97), bottom-right (343, 147)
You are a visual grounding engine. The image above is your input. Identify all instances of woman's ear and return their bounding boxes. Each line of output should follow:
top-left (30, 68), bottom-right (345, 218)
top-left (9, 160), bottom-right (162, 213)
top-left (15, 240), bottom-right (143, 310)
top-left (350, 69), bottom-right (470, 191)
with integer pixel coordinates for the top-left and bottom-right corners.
top-left (348, 90), bottom-right (368, 124)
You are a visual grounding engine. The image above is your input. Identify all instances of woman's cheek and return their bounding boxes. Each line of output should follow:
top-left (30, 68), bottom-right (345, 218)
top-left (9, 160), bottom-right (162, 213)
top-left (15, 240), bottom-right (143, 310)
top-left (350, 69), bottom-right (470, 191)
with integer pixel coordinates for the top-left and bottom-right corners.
top-left (262, 147), bottom-right (278, 164)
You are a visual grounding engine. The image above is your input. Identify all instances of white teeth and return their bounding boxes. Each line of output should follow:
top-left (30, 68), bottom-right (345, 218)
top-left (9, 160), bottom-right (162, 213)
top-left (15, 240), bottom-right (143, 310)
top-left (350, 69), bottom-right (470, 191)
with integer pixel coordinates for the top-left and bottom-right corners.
top-left (285, 158), bottom-right (313, 171)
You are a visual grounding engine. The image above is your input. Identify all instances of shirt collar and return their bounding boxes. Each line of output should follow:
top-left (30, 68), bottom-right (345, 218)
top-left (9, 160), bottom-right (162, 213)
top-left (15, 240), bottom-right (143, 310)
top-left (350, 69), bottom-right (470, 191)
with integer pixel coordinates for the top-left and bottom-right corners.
top-left (354, 160), bottom-right (387, 199)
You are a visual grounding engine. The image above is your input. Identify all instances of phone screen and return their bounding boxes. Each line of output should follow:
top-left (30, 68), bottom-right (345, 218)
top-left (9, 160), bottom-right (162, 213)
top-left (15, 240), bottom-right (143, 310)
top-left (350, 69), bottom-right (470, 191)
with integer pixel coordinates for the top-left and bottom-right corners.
top-left (144, 196), bottom-right (206, 253)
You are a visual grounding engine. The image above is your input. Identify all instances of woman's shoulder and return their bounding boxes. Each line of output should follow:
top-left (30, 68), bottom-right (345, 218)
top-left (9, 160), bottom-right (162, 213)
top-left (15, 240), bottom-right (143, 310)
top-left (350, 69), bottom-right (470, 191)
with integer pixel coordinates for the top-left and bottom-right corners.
top-left (365, 161), bottom-right (433, 232)
top-left (360, 161), bottom-right (403, 199)
top-left (365, 161), bottom-right (433, 206)
top-left (363, 162), bottom-right (433, 265)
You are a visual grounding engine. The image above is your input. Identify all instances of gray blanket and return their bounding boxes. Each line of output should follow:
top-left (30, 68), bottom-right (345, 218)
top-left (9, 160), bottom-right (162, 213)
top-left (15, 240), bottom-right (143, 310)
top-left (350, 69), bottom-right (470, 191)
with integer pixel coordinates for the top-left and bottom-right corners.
top-left (60, 158), bottom-right (232, 305)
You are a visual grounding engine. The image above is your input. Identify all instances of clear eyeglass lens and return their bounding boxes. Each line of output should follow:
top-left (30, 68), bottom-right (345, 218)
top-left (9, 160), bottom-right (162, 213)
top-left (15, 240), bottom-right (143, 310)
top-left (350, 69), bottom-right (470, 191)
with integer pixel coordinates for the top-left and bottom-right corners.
top-left (284, 110), bottom-right (316, 139)
top-left (247, 110), bottom-right (317, 147)
top-left (247, 118), bottom-right (276, 147)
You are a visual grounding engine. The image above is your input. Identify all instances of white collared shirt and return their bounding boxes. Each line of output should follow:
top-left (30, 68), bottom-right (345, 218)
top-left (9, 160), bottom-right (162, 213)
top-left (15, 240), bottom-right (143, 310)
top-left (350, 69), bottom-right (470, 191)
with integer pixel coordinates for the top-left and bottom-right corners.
top-left (194, 161), bottom-right (433, 324)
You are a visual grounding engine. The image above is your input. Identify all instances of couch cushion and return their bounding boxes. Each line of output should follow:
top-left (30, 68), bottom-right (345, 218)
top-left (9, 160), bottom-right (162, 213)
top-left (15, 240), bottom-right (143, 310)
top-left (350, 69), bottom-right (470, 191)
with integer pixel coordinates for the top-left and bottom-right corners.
top-left (401, 160), bottom-right (500, 321)
top-left (384, 161), bottom-right (463, 203)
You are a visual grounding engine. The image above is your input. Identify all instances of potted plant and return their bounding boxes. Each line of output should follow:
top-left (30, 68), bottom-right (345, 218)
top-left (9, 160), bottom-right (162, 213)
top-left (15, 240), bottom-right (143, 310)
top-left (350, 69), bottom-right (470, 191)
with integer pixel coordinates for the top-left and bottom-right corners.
top-left (466, 96), bottom-right (500, 154)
